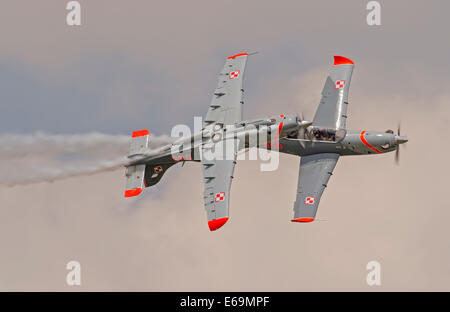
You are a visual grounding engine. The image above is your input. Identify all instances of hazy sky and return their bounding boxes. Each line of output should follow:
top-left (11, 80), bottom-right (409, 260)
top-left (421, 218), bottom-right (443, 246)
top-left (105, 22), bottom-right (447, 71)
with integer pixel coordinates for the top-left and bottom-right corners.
top-left (0, 0), bottom-right (449, 291)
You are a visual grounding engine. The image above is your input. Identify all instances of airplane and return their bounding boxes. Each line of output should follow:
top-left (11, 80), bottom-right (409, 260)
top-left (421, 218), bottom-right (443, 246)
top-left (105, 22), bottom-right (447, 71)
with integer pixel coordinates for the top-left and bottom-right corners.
top-left (123, 52), bottom-right (312, 231)
top-left (278, 55), bottom-right (408, 223)
top-left (123, 53), bottom-right (408, 230)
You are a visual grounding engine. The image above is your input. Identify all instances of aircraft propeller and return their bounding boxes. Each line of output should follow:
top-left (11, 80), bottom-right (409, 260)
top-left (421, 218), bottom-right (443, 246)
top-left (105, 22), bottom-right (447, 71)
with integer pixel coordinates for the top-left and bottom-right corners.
top-left (394, 123), bottom-right (408, 165)
top-left (293, 112), bottom-right (313, 147)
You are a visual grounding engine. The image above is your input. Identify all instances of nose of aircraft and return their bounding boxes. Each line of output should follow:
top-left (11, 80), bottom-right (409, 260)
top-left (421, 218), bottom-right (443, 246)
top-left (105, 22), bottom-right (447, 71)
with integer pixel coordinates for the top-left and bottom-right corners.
top-left (294, 115), bottom-right (313, 129)
top-left (395, 135), bottom-right (408, 144)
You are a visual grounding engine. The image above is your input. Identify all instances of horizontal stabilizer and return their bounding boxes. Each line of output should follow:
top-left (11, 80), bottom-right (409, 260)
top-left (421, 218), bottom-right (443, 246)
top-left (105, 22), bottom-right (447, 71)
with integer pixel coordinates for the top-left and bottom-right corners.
top-left (129, 129), bottom-right (150, 157)
top-left (124, 129), bottom-right (149, 198)
top-left (124, 164), bottom-right (145, 197)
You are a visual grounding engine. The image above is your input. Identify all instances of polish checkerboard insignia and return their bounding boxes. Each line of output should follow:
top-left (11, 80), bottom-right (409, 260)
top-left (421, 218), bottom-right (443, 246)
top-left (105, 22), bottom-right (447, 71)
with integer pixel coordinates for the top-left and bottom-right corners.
top-left (154, 166), bottom-right (163, 173)
top-left (215, 192), bottom-right (225, 202)
top-left (304, 196), bottom-right (316, 205)
top-left (229, 70), bottom-right (240, 79)
top-left (335, 80), bottom-right (346, 89)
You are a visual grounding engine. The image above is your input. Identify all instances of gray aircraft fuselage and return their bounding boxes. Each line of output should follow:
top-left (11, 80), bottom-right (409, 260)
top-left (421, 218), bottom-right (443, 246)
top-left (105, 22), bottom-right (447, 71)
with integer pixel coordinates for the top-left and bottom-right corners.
top-left (132, 127), bottom-right (407, 169)
top-left (279, 129), bottom-right (407, 157)
top-left (129, 114), bottom-right (305, 167)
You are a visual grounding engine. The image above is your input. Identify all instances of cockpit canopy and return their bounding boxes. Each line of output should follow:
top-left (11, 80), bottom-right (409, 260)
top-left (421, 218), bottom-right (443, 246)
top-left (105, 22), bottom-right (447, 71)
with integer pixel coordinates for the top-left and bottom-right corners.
top-left (288, 126), bottom-right (346, 143)
top-left (310, 127), bottom-right (346, 142)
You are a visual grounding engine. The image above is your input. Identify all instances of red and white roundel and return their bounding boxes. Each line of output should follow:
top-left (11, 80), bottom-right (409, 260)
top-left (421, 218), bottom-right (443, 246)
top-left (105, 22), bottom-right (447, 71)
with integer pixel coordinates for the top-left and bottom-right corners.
top-left (215, 192), bottom-right (225, 202)
top-left (154, 166), bottom-right (163, 173)
top-left (304, 196), bottom-right (316, 205)
top-left (229, 70), bottom-right (240, 79)
top-left (335, 80), bottom-right (346, 89)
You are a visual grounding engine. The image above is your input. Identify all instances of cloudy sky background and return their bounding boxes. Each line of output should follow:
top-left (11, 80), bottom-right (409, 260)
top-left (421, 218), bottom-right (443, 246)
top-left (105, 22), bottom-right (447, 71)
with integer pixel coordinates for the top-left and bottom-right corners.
top-left (0, 0), bottom-right (449, 290)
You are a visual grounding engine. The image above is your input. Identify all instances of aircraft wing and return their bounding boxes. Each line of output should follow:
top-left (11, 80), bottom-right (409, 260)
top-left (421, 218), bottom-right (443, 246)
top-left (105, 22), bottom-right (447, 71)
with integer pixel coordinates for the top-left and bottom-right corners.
top-left (201, 150), bottom-right (237, 231)
top-left (313, 56), bottom-right (354, 130)
top-left (199, 53), bottom-right (248, 231)
top-left (291, 153), bottom-right (339, 222)
top-left (204, 53), bottom-right (248, 126)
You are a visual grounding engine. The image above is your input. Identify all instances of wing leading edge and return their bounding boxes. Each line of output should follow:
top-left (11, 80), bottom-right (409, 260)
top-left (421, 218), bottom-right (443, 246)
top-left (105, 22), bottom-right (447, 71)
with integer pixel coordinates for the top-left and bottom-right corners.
top-left (292, 153), bottom-right (339, 222)
top-left (313, 56), bottom-right (354, 130)
top-left (204, 53), bottom-right (248, 126)
top-left (200, 53), bottom-right (248, 231)
top-left (201, 157), bottom-right (236, 231)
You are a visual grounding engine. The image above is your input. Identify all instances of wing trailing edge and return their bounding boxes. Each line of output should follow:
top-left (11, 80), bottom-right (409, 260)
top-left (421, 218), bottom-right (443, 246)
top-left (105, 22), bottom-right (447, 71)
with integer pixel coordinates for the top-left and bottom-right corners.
top-left (292, 153), bottom-right (339, 222)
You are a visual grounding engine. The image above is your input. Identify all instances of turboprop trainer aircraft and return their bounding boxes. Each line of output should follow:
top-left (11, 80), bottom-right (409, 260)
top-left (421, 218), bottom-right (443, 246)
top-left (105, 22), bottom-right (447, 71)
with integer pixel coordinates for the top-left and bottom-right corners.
top-left (278, 55), bottom-right (408, 223)
top-left (124, 52), bottom-right (312, 231)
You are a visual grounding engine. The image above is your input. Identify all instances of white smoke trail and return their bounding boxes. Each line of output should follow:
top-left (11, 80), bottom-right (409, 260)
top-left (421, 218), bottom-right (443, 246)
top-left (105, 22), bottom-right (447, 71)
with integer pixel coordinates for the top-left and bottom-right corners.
top-left (0, 132), bottom-right (175, 187)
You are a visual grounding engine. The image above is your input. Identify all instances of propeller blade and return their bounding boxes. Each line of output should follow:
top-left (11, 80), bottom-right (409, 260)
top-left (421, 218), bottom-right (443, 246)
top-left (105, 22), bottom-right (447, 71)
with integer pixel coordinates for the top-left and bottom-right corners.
top-left (305, 127), bottom-right (313, 141)
top-left (299, 133), bottom-right (305, 148)
top-left (395, 122), bottom-right (406, 165)
top-left (294, 112), bottom-right (313, 147)
top-left (395, 145), bottom-right (400, 164)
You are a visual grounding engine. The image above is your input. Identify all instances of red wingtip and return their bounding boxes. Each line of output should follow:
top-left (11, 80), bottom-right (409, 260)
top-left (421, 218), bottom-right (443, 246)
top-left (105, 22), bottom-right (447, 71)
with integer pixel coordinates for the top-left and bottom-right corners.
top-left (291, 218), bottom-right (315, 223)
top-left (278, 122), bottom-right (284, 136)
top-left (132, 129), bottom-right (149, 138)
top-left (124, 188), bottom-right (142, 198)
top-left (227, 53), bottom-right (248, 60)
top-left (208, 217), bottom-right (229, 231)
top-left (333, 55), bottom-right (354, 66)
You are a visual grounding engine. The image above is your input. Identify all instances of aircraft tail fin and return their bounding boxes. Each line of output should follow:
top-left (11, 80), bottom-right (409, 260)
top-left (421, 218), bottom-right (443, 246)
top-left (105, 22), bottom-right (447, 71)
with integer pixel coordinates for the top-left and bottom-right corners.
top-left (143, 163), bottom-right (176, 188)
top-left (124, 129), bottom-right (150, 198)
